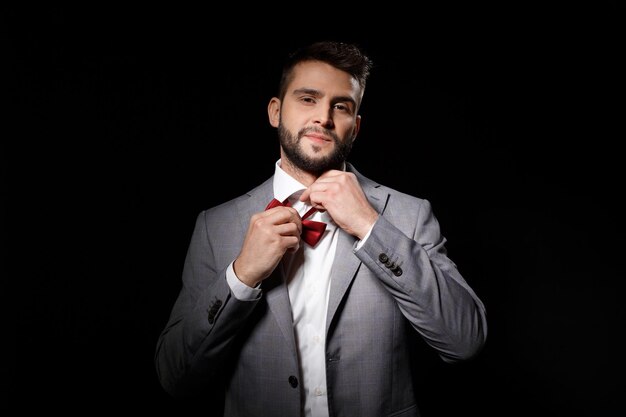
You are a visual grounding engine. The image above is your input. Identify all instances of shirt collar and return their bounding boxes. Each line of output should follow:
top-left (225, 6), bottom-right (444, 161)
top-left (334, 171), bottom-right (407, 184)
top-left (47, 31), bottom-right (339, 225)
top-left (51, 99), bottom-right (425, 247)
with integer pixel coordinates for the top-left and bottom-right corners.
top-left (272, 159), bottom-right (347, 204)
top-left (273, 159), bottom-right (306, 204)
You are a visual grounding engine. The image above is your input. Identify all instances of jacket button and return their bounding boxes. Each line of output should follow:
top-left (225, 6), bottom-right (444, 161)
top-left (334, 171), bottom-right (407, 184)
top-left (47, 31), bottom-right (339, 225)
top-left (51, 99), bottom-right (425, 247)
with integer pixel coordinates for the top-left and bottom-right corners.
top-left (288, 375), bottom-right (298, 388)
top-left (378, 253), bottom-right (389, 263)
top-left (393, 267), bottom-right (403, 277)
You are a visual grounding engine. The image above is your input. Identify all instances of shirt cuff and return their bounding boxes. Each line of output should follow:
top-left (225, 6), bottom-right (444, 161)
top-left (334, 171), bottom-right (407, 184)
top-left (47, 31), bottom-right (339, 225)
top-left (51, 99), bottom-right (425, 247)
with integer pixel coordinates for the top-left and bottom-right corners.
top-left (354, 219), bottom-right (376, 251)
top-left (226, 261), bottom-right (262, 301)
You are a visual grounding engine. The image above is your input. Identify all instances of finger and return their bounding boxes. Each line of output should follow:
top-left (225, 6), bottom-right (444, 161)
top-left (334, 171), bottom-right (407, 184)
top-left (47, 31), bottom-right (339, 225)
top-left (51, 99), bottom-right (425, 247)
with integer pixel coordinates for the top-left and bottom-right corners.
top-left (300, 182), bottom-right (329, 203)
top-left (274, 220), bottom-right (302, 236)
top-left (302, 194), bottom-right (327, 212)
top-left (316, 169), bottom-right (343, 180)
top-left (285, 238), bottom-right (301, 253)
top-left (264, 206), bottom-right (300, 222)
top-left (299, 187), bottom-right (311, 202)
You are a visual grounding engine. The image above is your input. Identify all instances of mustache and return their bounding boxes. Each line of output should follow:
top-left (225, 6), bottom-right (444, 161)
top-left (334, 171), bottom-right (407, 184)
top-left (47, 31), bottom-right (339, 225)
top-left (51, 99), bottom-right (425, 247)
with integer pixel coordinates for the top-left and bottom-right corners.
top-left (297, 127), bottom-right (340, 142)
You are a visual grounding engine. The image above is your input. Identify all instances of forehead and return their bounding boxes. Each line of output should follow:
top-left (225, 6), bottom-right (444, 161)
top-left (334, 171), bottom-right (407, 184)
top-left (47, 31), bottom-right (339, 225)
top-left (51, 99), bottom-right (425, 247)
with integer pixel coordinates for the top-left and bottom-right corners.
top-left (287, 60), bottom-right (361, 98)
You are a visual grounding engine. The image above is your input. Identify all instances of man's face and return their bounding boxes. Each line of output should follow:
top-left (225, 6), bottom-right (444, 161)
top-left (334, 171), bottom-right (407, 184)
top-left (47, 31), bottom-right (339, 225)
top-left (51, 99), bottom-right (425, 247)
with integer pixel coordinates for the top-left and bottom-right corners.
top-left (270, 60), bottom-right (362, 175)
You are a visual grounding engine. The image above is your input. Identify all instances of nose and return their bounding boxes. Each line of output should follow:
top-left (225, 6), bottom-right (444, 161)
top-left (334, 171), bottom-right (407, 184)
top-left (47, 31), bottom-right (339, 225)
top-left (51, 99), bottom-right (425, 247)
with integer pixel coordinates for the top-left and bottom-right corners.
top-left (312, 107), bottom-right (334, 128)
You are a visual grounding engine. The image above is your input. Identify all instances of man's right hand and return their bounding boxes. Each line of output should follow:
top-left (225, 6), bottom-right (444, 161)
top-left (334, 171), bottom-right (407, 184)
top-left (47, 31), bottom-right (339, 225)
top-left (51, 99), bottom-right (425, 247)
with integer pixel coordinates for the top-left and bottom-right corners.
top-left (233, 206), bottom-right (302, 287)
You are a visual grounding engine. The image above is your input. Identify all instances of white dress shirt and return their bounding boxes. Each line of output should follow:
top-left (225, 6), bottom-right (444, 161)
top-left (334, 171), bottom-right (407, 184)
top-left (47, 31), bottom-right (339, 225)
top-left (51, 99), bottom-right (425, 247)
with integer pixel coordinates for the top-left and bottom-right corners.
top-left (275, 162), bottom-right (337, 417)
top-left (226, 160), bottom-right (372, 417)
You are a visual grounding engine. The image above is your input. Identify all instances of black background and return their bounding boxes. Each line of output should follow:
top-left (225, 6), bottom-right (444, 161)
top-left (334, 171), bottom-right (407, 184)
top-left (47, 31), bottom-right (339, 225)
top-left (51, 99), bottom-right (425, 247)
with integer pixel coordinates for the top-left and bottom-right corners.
top-left (6, 3), bottom-right (625, 416)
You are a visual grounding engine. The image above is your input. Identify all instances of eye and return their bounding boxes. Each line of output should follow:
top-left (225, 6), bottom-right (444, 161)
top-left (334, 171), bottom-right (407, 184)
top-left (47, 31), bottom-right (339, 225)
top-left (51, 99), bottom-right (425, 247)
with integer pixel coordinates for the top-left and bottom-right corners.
top-left (333, 103), bottom-right (351, 113)
top-left (301, 96), bottom-right (316, 104)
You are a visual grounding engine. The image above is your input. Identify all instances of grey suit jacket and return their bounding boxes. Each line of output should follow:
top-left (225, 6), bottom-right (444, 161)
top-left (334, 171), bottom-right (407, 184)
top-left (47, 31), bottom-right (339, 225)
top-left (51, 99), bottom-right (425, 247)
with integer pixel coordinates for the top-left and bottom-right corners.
top-left (155, 162), bottom-right (487, 417)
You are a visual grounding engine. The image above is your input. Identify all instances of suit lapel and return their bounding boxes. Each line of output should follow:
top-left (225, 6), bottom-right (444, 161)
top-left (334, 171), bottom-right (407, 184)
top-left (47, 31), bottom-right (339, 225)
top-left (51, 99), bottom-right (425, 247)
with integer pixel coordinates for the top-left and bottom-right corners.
top-left (239, 178), bottom-right (299, 359)
top-left (264, 271), bottom-right (298, 360)
top-left (235, 177), bottom-right (275, 236)
top-left (325, 230), bottom-right (360, 334)
top-left (326, 164), bottom-right (388, 333)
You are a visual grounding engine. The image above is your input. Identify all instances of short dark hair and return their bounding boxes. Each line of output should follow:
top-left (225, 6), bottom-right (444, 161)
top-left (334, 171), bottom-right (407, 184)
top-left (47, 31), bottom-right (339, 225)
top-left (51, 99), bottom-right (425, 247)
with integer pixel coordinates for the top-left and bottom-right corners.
top-left (277, 41), bottom-right (373, 103)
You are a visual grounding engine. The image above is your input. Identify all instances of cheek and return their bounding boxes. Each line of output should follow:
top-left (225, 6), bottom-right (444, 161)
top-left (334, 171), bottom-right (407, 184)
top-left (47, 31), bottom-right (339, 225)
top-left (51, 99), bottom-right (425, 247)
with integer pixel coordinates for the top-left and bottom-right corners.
top-left (279, 107), bottom-right (298, 127)
top-left (339, 123), bottom-right (358, 141)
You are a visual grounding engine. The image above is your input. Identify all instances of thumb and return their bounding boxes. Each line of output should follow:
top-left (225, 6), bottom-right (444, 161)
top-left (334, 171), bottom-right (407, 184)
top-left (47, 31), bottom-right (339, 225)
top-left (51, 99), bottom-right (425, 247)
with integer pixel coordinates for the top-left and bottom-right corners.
top-left (299, 188), bottom-right (311, 203)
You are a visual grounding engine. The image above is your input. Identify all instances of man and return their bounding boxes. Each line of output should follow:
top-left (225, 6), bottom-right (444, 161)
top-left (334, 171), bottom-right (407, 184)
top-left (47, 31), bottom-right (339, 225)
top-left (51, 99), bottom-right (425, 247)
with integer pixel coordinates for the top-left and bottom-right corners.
top-left (155, 40), bottom-right (487, 417)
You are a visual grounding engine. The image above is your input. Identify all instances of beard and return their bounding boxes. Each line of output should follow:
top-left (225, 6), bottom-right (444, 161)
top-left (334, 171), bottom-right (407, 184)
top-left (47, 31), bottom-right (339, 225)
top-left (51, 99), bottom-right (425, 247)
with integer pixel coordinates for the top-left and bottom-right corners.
top-left (278, 123), bottom-right (354, 176)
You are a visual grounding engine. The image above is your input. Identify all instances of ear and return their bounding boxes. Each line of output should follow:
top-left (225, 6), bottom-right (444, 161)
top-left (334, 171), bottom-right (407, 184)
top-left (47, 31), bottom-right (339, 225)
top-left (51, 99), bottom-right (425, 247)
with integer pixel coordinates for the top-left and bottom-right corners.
top-left (352, 114), bottom-right (361, 142)
top-left (268, 97), bottom-right (281, 127)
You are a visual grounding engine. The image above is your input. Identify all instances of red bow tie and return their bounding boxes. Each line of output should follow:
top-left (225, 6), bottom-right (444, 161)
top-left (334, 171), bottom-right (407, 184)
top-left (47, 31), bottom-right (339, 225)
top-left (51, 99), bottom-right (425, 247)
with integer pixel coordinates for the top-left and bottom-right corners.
top-left (265, 198), bottom-right (327, 246)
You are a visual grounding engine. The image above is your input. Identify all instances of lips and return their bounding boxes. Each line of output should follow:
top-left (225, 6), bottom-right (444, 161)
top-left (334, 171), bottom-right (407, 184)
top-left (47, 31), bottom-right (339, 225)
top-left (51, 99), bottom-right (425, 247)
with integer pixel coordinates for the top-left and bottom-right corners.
top-left (303, 133), bottom-right (331, 142)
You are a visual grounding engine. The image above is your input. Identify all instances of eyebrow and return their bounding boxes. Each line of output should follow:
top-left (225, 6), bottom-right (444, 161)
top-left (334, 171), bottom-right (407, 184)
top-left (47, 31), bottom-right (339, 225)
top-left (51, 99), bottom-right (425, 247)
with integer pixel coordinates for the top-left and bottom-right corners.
top-left (292, 87), bottom-right (322, 98)
top-left (292, 88), bottom-right (357, 107)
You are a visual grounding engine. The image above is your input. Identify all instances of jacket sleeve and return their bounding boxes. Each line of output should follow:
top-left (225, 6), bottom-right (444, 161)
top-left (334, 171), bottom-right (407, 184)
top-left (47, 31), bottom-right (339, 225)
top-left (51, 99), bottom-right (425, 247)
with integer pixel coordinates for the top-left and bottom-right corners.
top-left (355, 198), bottom-right (487, 362)
top-left (154, 211), bottom-right (259, 397)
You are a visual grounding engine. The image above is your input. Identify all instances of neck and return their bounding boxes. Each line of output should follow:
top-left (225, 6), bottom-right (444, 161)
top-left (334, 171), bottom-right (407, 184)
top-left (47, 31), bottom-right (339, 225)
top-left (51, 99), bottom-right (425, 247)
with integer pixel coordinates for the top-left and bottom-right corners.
top-left (279, 158), bottom-right (318, 187)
